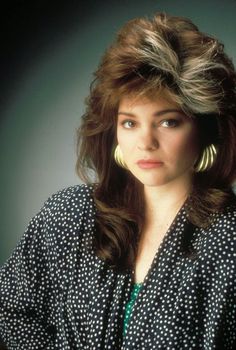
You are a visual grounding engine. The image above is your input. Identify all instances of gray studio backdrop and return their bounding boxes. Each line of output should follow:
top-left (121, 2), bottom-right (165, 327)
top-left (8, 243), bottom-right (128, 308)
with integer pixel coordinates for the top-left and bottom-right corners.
top-left (1, 0), bottom-right (236, 265)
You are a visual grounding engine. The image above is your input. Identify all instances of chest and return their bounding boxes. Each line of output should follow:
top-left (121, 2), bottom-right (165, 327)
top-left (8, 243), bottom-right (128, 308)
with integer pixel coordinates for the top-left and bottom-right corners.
top-left (134, 230), bottom-right (166, 283)
top-left (63, 215), bottom-right (211, 349)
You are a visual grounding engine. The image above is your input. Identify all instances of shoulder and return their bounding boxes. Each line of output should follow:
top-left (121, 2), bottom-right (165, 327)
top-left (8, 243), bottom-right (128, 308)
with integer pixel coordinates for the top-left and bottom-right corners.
top-left (0, 184), bottom-right (97, 283)
top-left (41, 183), bottom-right (96, 220)
top-left (199, 203), bottom-right (236, 267)
top-left (44, 183), bottom-right (95, 207)
top-left (22, 183), bottom-right (97, 248)
top-left (211, 203), bottom-right (236, 236)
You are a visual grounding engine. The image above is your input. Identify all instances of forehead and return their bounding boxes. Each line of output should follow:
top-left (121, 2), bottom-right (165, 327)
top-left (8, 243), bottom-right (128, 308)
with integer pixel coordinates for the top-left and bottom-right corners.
top-left (118, 93), bottom-right (181, 112)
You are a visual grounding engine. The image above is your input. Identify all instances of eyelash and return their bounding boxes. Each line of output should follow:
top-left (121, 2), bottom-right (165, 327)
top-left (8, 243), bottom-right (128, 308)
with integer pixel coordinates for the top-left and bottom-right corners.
top-left (121, 120), bottom-right (136, 128)
top-left (120, 119), bottom-right (180, 129)
top-left (161, 119), bottom-right (180, 128)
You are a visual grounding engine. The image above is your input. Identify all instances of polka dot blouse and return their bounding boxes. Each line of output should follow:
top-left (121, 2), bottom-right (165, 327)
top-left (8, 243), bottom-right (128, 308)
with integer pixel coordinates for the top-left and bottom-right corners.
top-left (0, 184), bottom-right (236, 349)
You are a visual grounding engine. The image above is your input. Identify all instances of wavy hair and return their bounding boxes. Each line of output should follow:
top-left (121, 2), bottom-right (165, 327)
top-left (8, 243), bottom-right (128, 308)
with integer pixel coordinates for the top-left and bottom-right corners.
top-left (76, 13), bottom-right (236, 271)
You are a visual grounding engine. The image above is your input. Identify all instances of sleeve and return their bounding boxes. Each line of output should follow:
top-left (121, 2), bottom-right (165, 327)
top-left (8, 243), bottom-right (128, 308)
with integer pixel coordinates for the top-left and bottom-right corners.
top-left (0, 201), bottom-right (56, 350)
top-left (200, 215), bottom-right (236, 349)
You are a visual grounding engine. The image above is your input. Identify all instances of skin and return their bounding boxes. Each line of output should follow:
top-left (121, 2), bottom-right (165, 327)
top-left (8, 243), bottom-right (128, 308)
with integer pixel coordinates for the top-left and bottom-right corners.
top-left (116, 93), bottom-right (200, 228)
top-left (117, 95), bottom-right (198, 200)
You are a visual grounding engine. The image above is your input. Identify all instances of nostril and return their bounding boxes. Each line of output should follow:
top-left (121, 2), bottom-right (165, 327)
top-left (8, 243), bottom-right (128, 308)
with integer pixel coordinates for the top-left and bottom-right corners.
top-left (137, 138), bottom-right (159, 151)
top-left (137, 144), bottom-right (158, 151)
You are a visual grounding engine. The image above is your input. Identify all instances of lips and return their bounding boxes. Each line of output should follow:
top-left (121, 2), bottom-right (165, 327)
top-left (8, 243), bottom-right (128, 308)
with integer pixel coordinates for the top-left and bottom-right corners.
top-left (136, 159), bottom-right (163, 169)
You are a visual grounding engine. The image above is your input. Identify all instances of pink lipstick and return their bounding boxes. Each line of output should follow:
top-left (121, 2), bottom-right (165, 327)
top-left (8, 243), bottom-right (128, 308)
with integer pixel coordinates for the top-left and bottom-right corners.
top-left (137, 160), bottom-right (163, 169)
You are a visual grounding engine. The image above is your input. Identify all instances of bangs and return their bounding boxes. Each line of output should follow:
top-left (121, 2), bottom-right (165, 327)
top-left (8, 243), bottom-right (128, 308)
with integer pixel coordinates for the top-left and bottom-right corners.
top-left (107, 73), bottom-right (184, 116)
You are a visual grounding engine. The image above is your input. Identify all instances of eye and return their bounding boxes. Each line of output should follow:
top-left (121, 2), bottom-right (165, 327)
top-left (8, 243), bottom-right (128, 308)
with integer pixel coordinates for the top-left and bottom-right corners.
top-left (120, 120), bottom-right (136, 129)
top-left (161, 119), bottom-right (180, 128)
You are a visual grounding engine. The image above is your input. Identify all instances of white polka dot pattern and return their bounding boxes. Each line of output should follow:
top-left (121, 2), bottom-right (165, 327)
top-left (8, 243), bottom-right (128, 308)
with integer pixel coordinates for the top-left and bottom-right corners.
top-left (0, 184), bottom-right (236, 349)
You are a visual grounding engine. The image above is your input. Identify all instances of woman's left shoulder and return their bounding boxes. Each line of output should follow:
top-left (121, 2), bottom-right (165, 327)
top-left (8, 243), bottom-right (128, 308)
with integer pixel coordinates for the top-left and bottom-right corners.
top-left (212, 202), bottom-right (236, 231)
top-left (201, 203), bottom-right (236, 263)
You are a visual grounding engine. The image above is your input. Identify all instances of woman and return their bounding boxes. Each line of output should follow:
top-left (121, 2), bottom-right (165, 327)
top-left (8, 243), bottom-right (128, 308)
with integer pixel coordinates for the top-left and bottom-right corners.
top-left (1, 12), bottom-right (236, 350)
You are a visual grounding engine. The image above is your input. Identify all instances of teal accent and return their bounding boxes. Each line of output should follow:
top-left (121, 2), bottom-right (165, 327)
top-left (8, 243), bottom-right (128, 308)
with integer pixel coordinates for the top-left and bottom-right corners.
top-left (123, 283), bottom-right (143, 337)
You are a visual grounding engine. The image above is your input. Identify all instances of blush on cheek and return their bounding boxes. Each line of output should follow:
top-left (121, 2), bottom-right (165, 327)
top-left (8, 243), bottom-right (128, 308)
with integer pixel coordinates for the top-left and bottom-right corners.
top-left (179, 127), bottom-right (198, 147)
top-left (168, 133), bottom-right (198, 165)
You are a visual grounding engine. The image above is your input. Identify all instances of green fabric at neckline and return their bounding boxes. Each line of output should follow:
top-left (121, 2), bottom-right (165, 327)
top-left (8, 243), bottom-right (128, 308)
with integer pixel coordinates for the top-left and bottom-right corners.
top-left (123, 283), bottom-right (143, 337)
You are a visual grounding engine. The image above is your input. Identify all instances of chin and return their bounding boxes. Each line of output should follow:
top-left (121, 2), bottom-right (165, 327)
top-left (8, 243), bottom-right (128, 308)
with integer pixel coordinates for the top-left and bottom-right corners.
top-left (142, 181), bottom-right (168, 187)
top-left (129, 165), bottom-right (193, 188)
top-left (133, 175), bottom-right (168, 187)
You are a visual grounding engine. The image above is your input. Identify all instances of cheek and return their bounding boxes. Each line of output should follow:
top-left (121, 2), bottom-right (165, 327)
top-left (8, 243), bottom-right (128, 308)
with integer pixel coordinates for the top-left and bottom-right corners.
top-left (165, 130), bottom-right (199, 160)
top-left (117, 129), bottom-right (126, 145)
top-left (117, 132), bottom-right (135, 151)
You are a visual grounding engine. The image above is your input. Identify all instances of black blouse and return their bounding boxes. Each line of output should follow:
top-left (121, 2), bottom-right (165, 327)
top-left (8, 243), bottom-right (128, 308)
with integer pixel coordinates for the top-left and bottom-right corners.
top-left (0, 184), bottom-right (236, 349)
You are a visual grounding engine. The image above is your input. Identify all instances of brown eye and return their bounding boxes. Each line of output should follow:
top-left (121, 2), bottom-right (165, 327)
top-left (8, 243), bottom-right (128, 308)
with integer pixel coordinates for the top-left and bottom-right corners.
top-left (121, 120), bottom-right (136, 128)
top-left (161, 119), bottom-right (180, 128)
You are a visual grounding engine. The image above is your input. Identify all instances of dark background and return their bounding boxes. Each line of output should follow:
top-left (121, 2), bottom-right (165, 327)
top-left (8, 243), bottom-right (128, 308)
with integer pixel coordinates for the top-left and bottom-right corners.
top-left (0, 0), bottom-right (107, 116)
top-left (1, 0), bottom-right (236, 265)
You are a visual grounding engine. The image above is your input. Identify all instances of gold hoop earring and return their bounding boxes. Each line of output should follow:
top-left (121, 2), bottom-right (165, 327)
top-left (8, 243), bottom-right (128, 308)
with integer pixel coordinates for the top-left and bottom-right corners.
top-left (195, 144), bottom-right (217, 172)
top-left (114, 145), bottom-right (128, 169)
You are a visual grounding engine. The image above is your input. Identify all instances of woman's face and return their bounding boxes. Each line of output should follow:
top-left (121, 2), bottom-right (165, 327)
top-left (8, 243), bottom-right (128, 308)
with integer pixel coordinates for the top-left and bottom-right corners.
top-left (116, 94), bottom-right (199, 189)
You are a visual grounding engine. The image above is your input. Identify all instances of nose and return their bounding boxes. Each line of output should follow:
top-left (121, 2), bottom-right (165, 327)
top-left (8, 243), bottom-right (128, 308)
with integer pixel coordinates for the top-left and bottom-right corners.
top-left (137, 126), bottom-right (159, 151)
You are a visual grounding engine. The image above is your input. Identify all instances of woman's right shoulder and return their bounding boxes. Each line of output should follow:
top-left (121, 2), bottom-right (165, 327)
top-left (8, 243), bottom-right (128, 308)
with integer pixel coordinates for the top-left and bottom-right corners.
top-left (41, 183), bottom-right (96, 218)
top-left (1, 183), bottom-right (97, 270)
top-left (19, 183), bottom-right (97, 249)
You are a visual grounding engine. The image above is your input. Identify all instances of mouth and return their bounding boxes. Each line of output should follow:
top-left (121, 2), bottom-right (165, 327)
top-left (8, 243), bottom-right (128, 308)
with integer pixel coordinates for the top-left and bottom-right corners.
top-left (136, 160), bottom-right (163, 169)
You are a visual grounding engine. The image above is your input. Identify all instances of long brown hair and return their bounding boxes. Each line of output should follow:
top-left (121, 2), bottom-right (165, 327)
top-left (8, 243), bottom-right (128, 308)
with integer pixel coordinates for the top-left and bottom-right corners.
top-left (76, 13), bottom-right (236, 272)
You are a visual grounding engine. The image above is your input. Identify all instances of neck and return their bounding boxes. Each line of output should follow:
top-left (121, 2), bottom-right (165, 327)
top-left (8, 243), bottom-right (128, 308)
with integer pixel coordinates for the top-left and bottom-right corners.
top-left (143, 176), bottom-right (192, 225)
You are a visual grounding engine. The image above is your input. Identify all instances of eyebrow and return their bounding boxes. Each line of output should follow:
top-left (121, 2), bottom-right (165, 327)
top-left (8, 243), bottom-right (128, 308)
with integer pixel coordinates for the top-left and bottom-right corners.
top-left (117, 109), bottom-right (183, 118)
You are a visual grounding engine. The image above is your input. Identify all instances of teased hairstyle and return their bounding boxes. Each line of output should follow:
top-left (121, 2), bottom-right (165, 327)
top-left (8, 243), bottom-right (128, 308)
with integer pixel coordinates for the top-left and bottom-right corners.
top-left (76, 13), bottom-right (236, 271)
